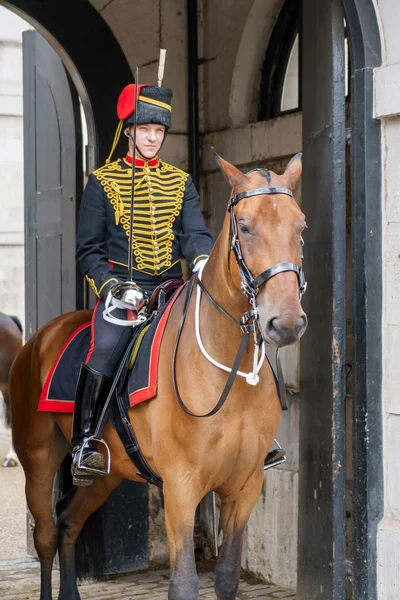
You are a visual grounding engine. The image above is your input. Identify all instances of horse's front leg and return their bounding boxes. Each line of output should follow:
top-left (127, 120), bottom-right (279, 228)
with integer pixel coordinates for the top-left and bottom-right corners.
top-left (215, 469), bottom-right (265, 600)
top-left (164, 473), bottom-right (203, 600)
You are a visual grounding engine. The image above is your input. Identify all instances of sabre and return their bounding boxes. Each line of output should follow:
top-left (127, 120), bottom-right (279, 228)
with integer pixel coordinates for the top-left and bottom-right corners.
top-left (106, 66), bottom-right (148, 320)
top-left (127, 66), bottom-right (140, 282)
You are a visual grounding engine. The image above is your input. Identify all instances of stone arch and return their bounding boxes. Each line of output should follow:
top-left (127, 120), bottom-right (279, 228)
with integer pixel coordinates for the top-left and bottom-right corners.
top-left (0, 0), bottom-right (132, 164)
top-left (229, 0), bottom-right (285, 128)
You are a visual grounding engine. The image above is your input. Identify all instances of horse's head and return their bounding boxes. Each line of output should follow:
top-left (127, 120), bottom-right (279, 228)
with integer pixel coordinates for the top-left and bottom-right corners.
top-left (214, 151), bottom-right (307, 348)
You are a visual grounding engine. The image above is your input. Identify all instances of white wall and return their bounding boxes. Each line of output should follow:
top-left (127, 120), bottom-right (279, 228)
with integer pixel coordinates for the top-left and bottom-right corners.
top-left (374, 1), bottom-right (400, 597)
top-left (0, 6), bottom-right (27, 329)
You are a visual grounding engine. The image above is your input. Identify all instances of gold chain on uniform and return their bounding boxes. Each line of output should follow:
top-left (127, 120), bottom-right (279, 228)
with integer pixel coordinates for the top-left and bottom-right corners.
top-left (93, 158), bottom-right (189, 276)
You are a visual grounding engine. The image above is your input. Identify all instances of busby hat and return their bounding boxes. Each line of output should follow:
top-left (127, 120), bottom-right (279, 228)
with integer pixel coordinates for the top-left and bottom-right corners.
top-left (106, 83), bottom-right (172, 164)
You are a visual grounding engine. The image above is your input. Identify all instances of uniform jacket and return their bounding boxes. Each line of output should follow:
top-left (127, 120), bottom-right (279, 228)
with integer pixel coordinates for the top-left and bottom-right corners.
top-left (76, 154), bottom-right (214, 297)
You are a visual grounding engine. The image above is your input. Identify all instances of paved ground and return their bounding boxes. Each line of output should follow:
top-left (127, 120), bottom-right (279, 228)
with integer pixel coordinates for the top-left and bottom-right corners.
top-left (0, 410), bottom-right (296, 599)
top-left (0, 558), bottom-right (297, 599)
top-left (0, 425), bottom-right (27, 560)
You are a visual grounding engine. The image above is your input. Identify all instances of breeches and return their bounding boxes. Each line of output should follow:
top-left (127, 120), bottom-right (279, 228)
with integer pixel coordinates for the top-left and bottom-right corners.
top-left (85, 300), bottom-right (133, 378)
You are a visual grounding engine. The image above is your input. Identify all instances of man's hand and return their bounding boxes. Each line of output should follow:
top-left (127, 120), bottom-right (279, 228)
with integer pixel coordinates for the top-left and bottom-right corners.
top-left (192, 258), bottom-right (208, 274)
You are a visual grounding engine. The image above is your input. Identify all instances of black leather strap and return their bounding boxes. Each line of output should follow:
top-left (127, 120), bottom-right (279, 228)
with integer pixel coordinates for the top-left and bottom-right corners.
top-left (254, 262), bottom-right (301, 291)
top-left (172, 276), bottom-right (251, 418)
top-left (230, 187), bottom-right (293, 208)
top-left (112, 393), bottom-right (163, 488)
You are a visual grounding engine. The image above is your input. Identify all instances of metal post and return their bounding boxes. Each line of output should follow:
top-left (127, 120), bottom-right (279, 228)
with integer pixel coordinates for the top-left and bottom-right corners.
top-left (298, 0), bottom-right (347, 597)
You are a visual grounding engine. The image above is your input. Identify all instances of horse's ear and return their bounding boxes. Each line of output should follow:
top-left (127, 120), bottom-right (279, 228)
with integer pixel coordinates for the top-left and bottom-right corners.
top-left (212, 147), bottom-right (247, 189)
top-left (284, 152), bottom-right (302, 190)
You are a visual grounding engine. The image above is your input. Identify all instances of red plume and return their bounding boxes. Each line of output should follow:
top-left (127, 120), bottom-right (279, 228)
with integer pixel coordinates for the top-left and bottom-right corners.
top-left (117, 83), bottom-right (149, 120)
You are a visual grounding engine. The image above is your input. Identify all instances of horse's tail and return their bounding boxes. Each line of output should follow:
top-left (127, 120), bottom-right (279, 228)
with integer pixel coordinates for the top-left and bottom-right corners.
top-left (10, 316), bottom-right (23, 335)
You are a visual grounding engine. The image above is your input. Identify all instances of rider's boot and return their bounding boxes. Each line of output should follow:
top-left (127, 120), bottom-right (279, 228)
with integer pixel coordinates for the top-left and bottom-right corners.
top-left (71, 363), bottom-right (111, 487)
top-left (264, 443), bottom-right (286, 470)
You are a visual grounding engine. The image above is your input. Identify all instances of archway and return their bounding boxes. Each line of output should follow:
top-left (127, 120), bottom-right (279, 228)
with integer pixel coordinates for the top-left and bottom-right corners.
top-left (1, 0), bottom-right (132, 166)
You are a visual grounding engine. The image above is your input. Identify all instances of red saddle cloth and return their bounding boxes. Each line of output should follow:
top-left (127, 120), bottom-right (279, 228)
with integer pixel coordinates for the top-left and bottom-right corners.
top-left (38, 285), bottom-right (184, 413)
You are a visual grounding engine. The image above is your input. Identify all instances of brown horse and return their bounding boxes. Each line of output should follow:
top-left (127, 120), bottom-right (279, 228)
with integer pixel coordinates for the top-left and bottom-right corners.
top-left (0, 312), bottom-right (23, 467)
top-left (9, 153), bottom-right (307, 600)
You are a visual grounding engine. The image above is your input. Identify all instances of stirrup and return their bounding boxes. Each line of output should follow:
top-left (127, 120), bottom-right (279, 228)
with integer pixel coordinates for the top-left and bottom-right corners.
top-left (75, 436), bottom-right (111, 476)
top-left (264, 439), bottom-right (286, 471)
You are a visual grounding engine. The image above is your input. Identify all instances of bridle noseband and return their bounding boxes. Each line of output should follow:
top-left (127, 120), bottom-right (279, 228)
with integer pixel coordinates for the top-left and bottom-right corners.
top-left (228, 183), bottom-right (307, 304)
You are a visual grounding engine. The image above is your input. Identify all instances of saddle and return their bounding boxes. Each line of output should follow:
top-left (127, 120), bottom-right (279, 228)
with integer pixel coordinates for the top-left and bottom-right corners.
top-left (147, 278), bottom-right (183, 313)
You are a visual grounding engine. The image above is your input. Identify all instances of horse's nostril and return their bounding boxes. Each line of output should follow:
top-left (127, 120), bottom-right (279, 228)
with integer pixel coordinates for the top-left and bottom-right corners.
top-left (266, 314), bottom-right (307, 341)
top-left (267, 317), bottom-right (277, 333)
top-left (299, 314), bottom-right (308, 331)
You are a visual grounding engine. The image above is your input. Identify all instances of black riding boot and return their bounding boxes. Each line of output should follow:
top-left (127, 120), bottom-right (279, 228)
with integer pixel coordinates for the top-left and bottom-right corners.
top-left (71, 364), bottom-right (111, 487)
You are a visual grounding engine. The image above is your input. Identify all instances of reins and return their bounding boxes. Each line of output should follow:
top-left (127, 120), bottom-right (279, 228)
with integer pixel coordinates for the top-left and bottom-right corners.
top-left (172, 174), bottom-right (307, 418)
top-left (172, 276), bottom-right (254, 418)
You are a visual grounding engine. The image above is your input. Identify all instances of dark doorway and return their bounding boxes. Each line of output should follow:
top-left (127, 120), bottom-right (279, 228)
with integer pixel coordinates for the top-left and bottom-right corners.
top-left (298, 1), bottom-right (382, 599)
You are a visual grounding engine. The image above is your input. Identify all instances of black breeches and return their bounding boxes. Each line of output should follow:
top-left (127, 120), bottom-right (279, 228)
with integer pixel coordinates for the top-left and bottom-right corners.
top-left (85, 300), bottom-right (133, 378)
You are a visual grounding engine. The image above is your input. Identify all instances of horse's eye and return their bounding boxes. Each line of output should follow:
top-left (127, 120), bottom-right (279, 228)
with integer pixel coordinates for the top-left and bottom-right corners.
top-left (238, 222), bottom-right (251, 234)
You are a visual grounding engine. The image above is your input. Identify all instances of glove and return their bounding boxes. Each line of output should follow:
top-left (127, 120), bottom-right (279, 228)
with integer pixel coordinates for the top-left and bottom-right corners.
top-left (192, 258), bottom-right (208, 274)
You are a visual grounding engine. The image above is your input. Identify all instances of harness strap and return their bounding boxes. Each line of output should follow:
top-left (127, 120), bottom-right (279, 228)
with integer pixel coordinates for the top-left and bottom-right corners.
top-left (229, 187), bottom-right (294, 207)
top-left (254, 262), bottom-right (301, 291)
top-left (196, 278), bottom-right (240, 325)
top-left (112, 393), bottom-right (163, 488)
top-left (92, 330), bottom-right (140, 440)
top-left (264, 347), bottom-right (289, 411)
top-left (173, 277), bottom-right (250, 418)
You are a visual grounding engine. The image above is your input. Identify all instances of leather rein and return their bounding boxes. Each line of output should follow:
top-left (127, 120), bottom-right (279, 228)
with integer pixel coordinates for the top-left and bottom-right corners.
top-left (173, 178), bottom-right (307, 418)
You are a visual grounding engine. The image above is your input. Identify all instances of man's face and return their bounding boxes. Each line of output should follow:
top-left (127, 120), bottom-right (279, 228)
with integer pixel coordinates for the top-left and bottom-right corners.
top-left (129, 123), bottom-right (166, 159)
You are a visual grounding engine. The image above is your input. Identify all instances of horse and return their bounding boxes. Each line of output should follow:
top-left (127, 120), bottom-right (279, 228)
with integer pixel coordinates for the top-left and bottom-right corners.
top-left (0, 312), bottom-right (23, 467)
top-left (9, 152), bottom-right (307, 600)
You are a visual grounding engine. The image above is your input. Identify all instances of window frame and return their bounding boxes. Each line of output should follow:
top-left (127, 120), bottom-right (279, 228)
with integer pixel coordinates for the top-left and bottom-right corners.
top-left (259, 0), bottom-right (302, 121)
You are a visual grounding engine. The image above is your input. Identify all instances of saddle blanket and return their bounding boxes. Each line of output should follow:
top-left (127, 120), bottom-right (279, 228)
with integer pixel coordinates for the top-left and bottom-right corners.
top-left (38, 286), bottom-right (184, 413)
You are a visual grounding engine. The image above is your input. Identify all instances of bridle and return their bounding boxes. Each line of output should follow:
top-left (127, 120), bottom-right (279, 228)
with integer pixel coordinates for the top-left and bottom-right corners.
top-left (228, 182), bottom-right (307, 309)
top-left (172, 172), bottom-right (307, 418)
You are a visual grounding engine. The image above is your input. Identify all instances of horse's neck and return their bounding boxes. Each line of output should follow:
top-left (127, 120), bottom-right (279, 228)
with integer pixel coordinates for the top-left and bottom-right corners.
top-left (195, 233), bottom-right (254, 368)
top-left (201, 231), bottom-right (249, 321)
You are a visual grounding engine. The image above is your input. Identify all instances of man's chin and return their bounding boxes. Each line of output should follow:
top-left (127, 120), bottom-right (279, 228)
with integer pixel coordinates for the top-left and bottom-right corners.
top-left (137, 148), bottom-right (158, 159)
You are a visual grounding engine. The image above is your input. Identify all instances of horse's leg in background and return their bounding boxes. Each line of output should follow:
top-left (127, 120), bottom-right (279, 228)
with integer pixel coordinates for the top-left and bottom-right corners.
top-left (163, 473), bottom-right (203, 600)
top-left (214, 470), bottom-right (265, 600)
top-left (57, 473), bottom-right (123, 600)
top-left (10, 341), bottom-right (69, 600)
top-left (1, 387), bottom-right (18, 467)
top-left (21, 421), bottom-right (69, 600)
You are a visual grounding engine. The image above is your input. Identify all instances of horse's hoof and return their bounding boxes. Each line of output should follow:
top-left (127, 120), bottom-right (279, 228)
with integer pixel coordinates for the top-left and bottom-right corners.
top-left (2, 457), bottom-right (18, 468)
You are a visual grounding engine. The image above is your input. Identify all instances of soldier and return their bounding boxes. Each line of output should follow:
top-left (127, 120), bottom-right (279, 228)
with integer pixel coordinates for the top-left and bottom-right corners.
top-left (72, 83), bottom-right (214, 486)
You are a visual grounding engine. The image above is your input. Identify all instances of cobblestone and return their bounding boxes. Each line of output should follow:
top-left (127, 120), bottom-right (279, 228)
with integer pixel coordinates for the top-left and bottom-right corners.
top-left (0, 558), bottom-right (297, 599)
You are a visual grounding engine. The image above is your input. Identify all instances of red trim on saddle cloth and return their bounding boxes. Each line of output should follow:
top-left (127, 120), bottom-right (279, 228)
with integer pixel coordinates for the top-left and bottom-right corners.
top-left (85, 299), bottom-right (101, 364)
top-left (129, 284), bottom-right (185, 407)
top-left (38, 322), bottom-right (92, 413)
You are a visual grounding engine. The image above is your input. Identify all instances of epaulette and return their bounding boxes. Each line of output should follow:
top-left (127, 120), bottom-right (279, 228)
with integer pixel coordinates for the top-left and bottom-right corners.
top-left (159, 161), bottom-right (189, 181)
top-left (93, 158), bottom-right (124, 177)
